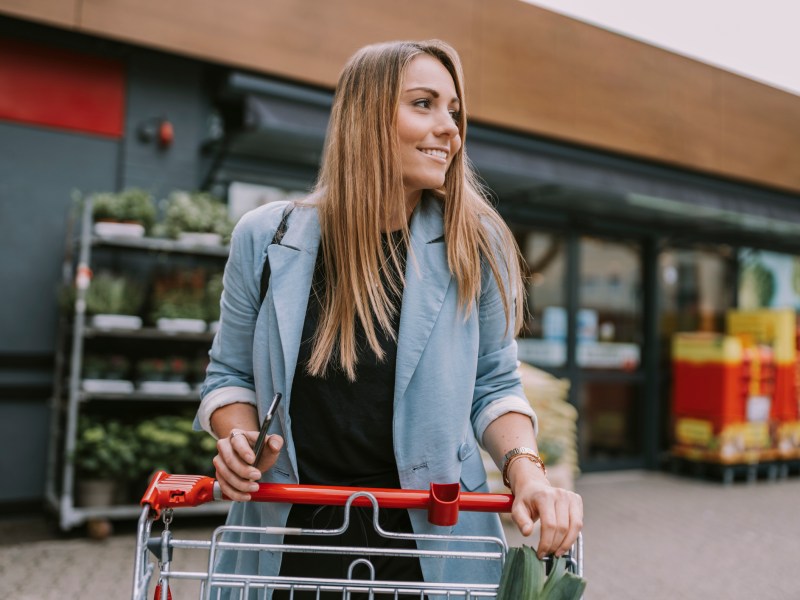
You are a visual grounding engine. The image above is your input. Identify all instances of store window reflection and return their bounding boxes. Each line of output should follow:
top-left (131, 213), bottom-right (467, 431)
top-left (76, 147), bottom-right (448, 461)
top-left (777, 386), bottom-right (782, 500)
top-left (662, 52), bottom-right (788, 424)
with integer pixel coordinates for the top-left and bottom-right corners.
top-left (577, 236), bottom-right (642, 371)
top-left (515, 229), bottom-right (567, 368)
top-left (661, 246), bottom-right (734, 334)
top-left (738, 248), bottom-right (800, 310)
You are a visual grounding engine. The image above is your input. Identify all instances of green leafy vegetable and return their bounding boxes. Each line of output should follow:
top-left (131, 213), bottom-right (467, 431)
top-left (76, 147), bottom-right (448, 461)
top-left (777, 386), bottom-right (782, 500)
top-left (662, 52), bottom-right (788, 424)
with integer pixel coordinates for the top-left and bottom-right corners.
top-left (496, 545), bottom-right (586, 599)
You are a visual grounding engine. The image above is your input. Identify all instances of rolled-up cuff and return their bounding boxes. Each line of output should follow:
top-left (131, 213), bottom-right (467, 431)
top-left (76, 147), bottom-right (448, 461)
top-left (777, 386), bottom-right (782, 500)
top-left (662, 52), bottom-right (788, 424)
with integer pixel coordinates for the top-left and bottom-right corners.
top-left (476, 395), bottom-right (538, 445)
top-left (197, 386), bottom-right (257, 438)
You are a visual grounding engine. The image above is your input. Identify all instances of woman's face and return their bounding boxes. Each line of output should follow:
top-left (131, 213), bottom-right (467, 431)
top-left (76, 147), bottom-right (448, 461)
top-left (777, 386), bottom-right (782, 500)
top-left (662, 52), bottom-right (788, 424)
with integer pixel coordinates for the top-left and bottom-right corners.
top-left (396, 54), bottom-right (462, 209)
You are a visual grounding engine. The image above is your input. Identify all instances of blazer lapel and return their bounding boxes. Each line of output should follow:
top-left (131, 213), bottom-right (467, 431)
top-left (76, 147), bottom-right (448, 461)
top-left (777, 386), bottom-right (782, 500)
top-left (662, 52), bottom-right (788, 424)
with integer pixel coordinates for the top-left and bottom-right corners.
top-left (267, 207), bottom-right (320, 399)
top-left (394, 195), bottom-right (452, 403)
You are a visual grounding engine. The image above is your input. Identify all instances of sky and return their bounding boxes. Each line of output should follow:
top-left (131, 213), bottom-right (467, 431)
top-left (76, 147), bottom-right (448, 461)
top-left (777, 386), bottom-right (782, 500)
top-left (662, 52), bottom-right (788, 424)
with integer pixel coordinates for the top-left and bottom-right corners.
top-left (523, 0), bottom-right (800, 96)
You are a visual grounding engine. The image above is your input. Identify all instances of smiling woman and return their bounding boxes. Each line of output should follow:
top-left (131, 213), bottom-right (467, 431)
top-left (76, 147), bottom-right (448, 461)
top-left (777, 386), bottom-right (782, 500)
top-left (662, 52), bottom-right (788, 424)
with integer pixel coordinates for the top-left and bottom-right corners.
top-left (196, 39), bottom-right (583, 598)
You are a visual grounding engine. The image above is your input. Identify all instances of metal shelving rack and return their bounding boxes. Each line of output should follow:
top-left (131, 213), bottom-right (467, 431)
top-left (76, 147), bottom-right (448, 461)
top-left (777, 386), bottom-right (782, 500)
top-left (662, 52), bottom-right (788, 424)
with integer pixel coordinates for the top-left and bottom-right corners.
top-left (45, 199), bottom-right (231, 530)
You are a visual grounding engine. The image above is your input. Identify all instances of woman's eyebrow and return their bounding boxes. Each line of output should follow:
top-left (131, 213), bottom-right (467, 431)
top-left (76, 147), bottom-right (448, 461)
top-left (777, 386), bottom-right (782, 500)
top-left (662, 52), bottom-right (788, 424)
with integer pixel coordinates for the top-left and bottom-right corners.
top-left (404, 86), bottom-right (460, 106)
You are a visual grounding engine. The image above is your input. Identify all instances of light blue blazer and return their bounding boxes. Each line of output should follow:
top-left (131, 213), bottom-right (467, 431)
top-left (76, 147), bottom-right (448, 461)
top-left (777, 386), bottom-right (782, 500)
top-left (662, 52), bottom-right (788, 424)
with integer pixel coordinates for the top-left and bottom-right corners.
top-left (198, 194), bottom-right (535, 595)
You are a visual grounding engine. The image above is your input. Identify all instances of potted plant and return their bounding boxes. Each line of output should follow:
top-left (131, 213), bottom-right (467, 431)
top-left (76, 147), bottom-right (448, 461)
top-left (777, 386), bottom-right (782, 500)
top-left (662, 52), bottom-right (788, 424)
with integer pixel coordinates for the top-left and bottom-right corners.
top-left (155, 190), bottom-right (233, 245)
top-left (81, 354), bottom-right (134, 394)
top-left (136, 356), bottom-right (192, 395)
top-left (82, 355), bottom-right (109, 380)
top-left (165, 356), bottom-right (189, 382)
top-left (85, 271), bottom-right (146, 330)
top-left (90, 188), bottom-right (157, 237)
top-left (149, 268), bottom-right (209, 332)
top-left (72, 416), bottom-right (138, 507)
top-left (136, 357), bottom-right (168, 382)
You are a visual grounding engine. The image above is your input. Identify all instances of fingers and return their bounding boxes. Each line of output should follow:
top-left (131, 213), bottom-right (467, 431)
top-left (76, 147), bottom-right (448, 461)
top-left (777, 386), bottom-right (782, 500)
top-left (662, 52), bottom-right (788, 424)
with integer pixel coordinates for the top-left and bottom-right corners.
top-left (555, 493), bottom-right (584, 557)
top-left (536, 494), bottom-right (570, 559)
top-left (515, 486), bottom-right (584, 559)
top-left (511, 495), bottom-right (537, 537)
top-left (254, 434), bottom-right (284, 472)
top-left (214, 452), bottom-right (259, 501)
top-left (214, 429), bottom-right (265, 502)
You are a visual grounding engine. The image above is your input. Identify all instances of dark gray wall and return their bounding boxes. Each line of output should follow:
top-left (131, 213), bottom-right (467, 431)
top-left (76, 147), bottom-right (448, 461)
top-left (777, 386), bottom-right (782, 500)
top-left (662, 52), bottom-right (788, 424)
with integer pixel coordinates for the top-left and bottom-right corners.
top-left (0, 122), bottom-right (118, 502)
top-left (0, 122), bottom-right (119, 354)
top-left (122, 52), bottom-right (212, 196)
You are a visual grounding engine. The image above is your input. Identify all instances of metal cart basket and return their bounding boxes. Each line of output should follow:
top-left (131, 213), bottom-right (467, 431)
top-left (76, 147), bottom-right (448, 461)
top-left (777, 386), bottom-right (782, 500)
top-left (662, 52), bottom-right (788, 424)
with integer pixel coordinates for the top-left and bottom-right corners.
top-left (133, 471), bottom-right (583, 599)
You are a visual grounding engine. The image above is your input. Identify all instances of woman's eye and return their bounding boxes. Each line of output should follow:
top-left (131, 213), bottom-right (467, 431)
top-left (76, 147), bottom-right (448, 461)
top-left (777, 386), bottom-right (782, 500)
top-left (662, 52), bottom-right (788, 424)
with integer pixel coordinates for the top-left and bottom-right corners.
top-left (449, 110), bottom-right (461, 122)
top-left (413, 99), bottom-right (431, 109)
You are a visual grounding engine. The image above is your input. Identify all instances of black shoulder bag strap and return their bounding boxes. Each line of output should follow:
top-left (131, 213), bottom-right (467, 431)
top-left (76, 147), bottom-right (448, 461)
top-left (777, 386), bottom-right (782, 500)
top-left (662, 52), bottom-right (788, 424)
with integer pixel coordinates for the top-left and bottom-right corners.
top-left (259, 202), bottom-right (295, 304)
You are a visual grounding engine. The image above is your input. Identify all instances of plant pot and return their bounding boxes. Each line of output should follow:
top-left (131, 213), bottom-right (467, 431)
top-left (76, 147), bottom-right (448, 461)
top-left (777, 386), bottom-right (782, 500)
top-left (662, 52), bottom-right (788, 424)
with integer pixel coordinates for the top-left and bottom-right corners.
top-left (81, 378), bottom-right (135, 394)
top-left (91, 314), bottom-right (143, 330)
top-left (156, 318), bottom-right (207, 333)
top-left (178, 232), bottom-right (222, 246)
top-left (77, 478), bottom-right (117, 507)
top-left (93, 221), bottom-right (146, 238)
top-left (138, 380), bottom-right (192, 395)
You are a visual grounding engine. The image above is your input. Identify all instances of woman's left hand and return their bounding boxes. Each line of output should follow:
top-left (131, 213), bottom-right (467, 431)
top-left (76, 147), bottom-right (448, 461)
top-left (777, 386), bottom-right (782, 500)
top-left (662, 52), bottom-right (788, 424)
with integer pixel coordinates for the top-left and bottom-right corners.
top-left (509, 469), bottom-right (583, 559)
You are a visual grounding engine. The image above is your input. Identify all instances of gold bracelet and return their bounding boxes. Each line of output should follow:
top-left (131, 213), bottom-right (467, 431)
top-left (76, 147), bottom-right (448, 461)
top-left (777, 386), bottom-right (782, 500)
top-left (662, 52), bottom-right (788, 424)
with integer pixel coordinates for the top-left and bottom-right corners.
top-left (502, 448), bottom-right (546, 488)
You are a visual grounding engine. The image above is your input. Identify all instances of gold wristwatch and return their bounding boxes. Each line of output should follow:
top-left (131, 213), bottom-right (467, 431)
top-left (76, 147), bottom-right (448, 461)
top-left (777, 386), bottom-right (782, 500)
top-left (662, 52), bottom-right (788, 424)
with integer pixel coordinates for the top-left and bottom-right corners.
top-left (502, 447), bottom-right (546, 488)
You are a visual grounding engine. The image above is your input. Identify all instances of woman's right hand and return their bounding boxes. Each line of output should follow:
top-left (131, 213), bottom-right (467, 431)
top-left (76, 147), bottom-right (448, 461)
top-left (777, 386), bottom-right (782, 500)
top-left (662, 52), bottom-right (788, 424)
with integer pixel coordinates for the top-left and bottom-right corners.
top-left (209, 402), bottom-right (285, 501)
top-left (214, 429), bottom-right (284, 501)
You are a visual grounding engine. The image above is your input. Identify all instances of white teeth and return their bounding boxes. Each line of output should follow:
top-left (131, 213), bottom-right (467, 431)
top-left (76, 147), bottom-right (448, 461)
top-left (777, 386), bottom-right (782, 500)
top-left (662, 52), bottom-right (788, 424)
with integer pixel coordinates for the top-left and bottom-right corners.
top-left (420, 149), bottom-right (447, 159)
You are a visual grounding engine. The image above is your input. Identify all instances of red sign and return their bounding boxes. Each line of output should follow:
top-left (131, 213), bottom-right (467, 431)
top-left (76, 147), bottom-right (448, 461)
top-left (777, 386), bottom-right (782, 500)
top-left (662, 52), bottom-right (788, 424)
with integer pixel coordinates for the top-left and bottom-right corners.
top-left (0, 37), bottom-right (125, 138)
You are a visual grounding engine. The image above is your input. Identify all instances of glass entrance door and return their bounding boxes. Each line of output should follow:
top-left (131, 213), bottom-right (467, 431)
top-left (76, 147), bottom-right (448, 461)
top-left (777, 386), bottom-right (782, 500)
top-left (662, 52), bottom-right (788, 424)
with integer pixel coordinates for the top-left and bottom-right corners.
top-left (577, 236), bottom-right (645, 467)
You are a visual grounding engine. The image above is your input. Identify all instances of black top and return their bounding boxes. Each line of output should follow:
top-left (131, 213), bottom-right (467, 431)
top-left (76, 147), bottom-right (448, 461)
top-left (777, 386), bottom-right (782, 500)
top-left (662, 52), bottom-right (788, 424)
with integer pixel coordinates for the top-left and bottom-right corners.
top-left (289, 232), bottom-right (406, 488)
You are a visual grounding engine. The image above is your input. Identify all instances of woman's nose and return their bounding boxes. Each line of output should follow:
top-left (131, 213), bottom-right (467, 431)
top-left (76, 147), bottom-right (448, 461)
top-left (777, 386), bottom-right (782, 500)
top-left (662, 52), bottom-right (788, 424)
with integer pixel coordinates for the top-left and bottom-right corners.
top-left (435, 111), bottom-right (460, 138)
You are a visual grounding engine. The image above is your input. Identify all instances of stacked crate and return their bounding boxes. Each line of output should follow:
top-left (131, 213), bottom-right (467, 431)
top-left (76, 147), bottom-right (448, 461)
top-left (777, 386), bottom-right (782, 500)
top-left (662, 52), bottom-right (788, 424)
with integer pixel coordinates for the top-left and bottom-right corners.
top-left (672, 309), bottom-right (800, 472)
top-left (727, 309), bottom-right (800, 461)
top-left (671, 333), bottom-right (771, 464)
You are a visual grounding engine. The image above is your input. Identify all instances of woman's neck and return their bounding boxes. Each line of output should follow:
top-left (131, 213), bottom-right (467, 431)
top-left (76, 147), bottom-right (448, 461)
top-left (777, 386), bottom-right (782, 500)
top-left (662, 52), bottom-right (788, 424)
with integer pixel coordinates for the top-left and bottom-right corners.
top-left (382, 190), bottom-right (421, 232)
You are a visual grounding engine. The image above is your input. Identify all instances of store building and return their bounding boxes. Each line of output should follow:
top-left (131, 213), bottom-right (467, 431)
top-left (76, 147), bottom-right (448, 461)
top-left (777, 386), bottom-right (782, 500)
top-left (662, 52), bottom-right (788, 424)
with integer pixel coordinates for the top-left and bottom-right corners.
top-left (2, 0), bottom-right (800, 506)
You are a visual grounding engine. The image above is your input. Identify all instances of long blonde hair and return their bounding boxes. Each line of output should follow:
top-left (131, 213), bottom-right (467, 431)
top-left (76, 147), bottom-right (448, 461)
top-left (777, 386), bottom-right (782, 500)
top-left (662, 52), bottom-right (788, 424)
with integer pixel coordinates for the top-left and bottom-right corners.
top-left (307, 39), bottom-right (525, 380)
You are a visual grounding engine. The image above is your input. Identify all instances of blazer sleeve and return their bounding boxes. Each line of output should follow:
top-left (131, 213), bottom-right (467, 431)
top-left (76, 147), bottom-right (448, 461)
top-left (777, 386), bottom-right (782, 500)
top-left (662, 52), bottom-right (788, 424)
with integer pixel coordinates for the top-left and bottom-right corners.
top-left (195, 201), bottom-right (289, 435)
top-left (470, 239), bottom-right (538, 446)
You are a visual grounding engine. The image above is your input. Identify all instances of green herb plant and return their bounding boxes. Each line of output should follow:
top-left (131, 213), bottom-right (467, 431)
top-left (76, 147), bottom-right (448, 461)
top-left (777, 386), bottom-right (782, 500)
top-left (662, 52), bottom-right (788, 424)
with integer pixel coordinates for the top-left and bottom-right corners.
top-left (149, 268), bottom-right (209, 322)
top-left (155, 191), bottom-right (233, 242)
top-left (90, 188), bottom-right (157, 233)
top-left (72, 416), bottom-right (138, 480)
top-left (85, 271), bottom-right (146, 316)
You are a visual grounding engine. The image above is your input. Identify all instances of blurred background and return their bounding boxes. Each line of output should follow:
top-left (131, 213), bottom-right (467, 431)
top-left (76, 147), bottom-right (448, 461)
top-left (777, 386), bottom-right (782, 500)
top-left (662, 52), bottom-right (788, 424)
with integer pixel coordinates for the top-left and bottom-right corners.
top-left (1, 0), bottom-right (800, 570)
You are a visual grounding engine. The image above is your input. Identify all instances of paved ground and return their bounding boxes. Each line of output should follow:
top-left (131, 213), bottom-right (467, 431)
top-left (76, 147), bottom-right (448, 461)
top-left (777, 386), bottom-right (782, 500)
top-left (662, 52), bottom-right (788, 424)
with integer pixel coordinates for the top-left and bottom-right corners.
top-left (2, 470), bottom-right (799, 599)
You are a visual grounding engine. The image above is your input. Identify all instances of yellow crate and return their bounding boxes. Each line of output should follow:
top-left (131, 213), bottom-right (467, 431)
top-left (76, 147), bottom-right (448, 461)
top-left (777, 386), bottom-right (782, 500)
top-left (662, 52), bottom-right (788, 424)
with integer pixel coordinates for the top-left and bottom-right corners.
top-left (727, 309), bottom-right (797, 364)
top-left (672, 332), bottom-right (742, 364)
top-left (675, 418), bottom-right (714, 446)
top-left (776, 421), bottom-right (800, 457)
top-left (674, 419), bottom-right (771, 452)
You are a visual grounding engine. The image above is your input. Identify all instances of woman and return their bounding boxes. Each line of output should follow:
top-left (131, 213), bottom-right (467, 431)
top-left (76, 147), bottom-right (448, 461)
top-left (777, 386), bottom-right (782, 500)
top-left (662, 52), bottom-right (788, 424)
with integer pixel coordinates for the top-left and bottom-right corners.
top-left (198, 39), bottom-right (582, 597)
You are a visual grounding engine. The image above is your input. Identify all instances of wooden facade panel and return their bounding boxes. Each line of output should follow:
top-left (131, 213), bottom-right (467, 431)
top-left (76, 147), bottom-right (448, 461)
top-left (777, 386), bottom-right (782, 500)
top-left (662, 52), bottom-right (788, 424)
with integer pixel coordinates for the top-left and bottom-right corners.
top-left (77, 0), bottom-right (477, 89)
top-left (716, 74), bottom-right (800, 187)
top-left (0, 0), bottom-right (77, 28)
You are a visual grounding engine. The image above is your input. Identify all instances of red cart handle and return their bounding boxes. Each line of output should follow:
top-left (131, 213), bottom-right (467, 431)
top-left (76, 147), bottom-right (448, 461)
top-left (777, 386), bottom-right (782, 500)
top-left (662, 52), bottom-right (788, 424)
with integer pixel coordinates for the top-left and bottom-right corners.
top-left (140, 471), bottom-right (513, 526)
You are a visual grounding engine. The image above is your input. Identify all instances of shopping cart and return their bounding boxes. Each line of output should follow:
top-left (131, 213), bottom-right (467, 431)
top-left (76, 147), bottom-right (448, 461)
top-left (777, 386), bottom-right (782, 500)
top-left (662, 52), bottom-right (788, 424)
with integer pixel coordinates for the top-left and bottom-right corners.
top-left (133, 471), bottom-right (583, 599)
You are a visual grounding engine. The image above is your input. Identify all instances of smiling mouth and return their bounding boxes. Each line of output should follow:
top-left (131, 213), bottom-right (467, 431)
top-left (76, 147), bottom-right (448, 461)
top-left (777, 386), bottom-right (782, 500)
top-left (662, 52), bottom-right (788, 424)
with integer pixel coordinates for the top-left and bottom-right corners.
top-left (419, 148), bottom-right (447, 160)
